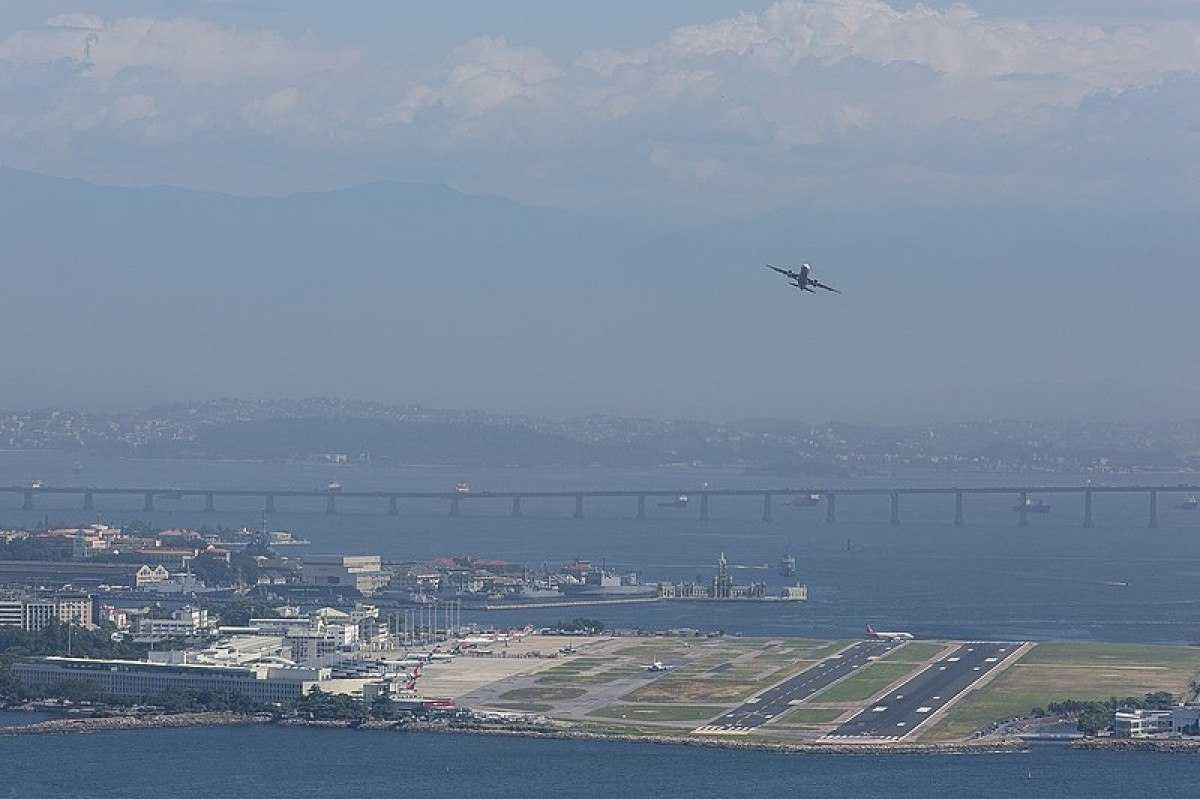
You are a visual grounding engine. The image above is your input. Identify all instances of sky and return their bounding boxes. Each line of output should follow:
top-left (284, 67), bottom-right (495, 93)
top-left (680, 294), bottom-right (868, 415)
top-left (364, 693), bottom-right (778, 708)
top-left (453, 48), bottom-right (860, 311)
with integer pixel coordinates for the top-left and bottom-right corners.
top-left (1, 1), bottom-right (1198, 422)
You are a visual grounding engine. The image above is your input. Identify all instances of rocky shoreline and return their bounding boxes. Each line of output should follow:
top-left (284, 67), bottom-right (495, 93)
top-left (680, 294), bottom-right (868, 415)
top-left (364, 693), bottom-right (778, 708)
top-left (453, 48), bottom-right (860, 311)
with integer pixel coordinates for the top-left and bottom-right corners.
top-left (1072, 737), bottom-right (1200, 752)
top-left (0, 712), bottom-right (269, 736)
top-left (0, 710), bottom-right (1024, 755)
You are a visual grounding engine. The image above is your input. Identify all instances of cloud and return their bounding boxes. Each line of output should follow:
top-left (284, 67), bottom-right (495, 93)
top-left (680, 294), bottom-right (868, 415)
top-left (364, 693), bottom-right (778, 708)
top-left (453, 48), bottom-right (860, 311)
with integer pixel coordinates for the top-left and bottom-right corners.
top-left (2, 1), bottom-right (1200, 213)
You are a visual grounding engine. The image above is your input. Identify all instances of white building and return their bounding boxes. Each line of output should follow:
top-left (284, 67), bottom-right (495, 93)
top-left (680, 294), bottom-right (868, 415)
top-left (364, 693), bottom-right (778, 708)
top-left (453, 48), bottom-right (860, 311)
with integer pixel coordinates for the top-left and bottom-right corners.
top-left (1113, 709), bottom-right (1173, 738)
top-left (14, 656), bottom-right (326, 704)
top-left (0, 593), bottom-right (95, 631)
top-left (137, 606), bottom-right (210, 637)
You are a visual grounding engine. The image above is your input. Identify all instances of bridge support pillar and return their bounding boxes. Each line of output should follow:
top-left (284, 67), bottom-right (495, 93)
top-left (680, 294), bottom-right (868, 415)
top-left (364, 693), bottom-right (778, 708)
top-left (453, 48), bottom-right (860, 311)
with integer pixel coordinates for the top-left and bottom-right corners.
top-left (890, 492), bottom-right (900, 526)
top-left (636, 495), bottom-right (646, 520)
top-left (83, 491), bottom-right (94, 512)
top-left (204, 492), bottom-right (215, 512)
top-left (388, 496), bottom-right (398, 516)
top-left (325, 494), bottom-right (337, 515)
top-left (825, 493), bottom-right (837, 524)
top-left (699, 493), bottom-right (710, 522)
top-left (511, 497), bottom-right (522, 518)
top-left (21, 490), bottom-right (33, 511)
top-left (265, 494), bottom-right (276, 514)
top-left (573, 495), bottom-right (584, 519)
top-left (1018, 492), bottom-right (1029, 527)
top-left (954, 491), bottom-right (964, 526)
top-left (1149, 491), bottom-right (1159, 529)
top-left (143, 492), bottom-right (155, 512)
top-left (761, 493), bottom-right (773, 523)
top-left (449, 496), bottom-right (460, 518)
top-left (1083, 490), bottom-right (1093, 528)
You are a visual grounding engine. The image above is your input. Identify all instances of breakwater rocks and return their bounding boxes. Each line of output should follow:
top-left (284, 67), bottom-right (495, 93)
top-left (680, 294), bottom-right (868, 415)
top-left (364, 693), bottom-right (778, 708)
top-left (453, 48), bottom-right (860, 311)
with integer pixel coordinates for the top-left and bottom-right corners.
top-left (0, 711), bottom-right (1024, 755)
top-left (0, 712), bottom-right (269, 736)
top-left (1072, 737), bottom-right (1200, 752)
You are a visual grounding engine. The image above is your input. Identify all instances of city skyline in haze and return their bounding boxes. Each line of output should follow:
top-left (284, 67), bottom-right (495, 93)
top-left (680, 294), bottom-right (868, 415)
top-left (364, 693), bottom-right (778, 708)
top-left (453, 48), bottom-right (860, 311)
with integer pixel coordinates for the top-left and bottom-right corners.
top-left (1, 2), bottom-right (1197, 422)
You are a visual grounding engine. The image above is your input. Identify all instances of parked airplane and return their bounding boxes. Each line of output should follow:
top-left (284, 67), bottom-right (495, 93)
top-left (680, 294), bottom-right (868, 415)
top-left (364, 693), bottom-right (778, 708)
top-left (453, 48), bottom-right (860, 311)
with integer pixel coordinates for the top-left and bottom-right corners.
top-left (865, 624), bottom-right (914, 641)
top-left (643, 660), bottom-right (672, 672)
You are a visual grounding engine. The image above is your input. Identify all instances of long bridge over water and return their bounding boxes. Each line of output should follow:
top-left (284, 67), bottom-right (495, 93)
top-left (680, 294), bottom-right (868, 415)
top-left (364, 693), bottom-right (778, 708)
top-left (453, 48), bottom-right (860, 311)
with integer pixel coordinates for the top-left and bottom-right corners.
top-left (3, 484), bottom-right (1198, 528)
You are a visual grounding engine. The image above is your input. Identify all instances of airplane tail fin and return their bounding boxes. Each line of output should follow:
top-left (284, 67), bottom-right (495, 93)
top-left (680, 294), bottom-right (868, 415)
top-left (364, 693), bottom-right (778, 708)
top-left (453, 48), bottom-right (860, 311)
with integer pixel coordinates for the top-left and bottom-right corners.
top-left (865, 624), bottom-right (876, 636)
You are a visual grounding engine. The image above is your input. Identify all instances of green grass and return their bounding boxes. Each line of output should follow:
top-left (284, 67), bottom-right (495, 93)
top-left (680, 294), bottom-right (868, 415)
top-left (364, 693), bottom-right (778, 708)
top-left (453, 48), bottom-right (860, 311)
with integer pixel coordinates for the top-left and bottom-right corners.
top-left (923, 642), bottom-right (1200, 742)
top-left (587, 704), bottom-right (727, 723)
top-left (811, 662), bottom-right (918, 703)
top-left (771, 707), bottom-right (846, 727)
top-left (498, 685), bottom-right (587, 702)
top-left (1020, 642), bottom-right (1200, 668)
top-left (536, 673), bottom-right (622, 685)
top-left (880, 642), bottom-right (950, 663)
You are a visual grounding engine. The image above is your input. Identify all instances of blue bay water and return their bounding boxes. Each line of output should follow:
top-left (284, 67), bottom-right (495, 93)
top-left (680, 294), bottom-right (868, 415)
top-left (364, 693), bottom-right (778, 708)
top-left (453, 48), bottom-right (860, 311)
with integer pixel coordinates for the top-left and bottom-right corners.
top-left (3, 727), bottom-right (1200, 799)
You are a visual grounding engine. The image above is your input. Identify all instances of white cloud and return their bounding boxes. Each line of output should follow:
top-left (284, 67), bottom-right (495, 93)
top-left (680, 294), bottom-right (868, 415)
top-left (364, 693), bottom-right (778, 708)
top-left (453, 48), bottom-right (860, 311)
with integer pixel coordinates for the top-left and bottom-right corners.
top-left (2, 1), bottom-right (1200, 212)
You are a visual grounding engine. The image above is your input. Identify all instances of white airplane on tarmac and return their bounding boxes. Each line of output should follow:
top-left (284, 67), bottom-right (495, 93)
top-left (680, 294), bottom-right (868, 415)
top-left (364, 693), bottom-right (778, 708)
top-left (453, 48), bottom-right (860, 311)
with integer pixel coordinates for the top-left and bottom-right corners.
top-left (865, 624), bottom-right (914, 641)
top-left (643, 660), bottom-right (672, 672)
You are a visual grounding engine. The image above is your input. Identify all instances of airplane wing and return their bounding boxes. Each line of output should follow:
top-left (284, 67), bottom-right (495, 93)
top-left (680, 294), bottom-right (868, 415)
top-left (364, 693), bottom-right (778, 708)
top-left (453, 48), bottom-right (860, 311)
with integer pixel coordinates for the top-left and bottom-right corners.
top-left (765, 264), bottom-right (795, 278)
top-left (810, 279), bottom-right (841, 294)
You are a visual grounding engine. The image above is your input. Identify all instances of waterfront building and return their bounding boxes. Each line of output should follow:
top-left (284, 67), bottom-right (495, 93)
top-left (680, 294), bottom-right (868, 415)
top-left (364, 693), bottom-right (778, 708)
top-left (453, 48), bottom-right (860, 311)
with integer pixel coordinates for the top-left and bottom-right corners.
top-left (780, 585), bottom-right (810, 601)
top-left (1171, 704), bottom-right (1200, 735)
top-left (300, 555), bottom-right (389, 595)
top-left (1113, 709), bottom-right (1173, 738)
top-left (712, 553), bottom-right (734, 599)
top-left (13, 656), bottom-right (324, 704)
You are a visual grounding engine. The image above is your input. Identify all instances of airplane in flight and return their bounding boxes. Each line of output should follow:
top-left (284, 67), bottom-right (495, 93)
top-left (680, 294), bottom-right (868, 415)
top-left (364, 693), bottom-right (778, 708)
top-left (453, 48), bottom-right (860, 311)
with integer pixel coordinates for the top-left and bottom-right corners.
top-left (766, 263), bottom-right (841, 295)
top-left (865, 624), bottom-right (914, 641)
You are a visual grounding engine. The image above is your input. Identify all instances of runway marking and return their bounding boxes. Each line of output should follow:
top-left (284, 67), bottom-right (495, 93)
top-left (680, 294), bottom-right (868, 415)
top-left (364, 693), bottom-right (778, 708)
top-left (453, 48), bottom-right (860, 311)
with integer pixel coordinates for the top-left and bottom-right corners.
top-left (692, 725), bottom-right (752, 736)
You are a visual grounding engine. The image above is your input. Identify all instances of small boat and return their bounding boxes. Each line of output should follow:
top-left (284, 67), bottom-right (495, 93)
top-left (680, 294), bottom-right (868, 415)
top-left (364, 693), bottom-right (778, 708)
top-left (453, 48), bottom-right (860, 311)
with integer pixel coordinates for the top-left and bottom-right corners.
top-left (455, 482), bottom-right (472, 495)
top-left (326, 481), bottom-right (343, 493)
top-left (658, 494), bottom-right (689, 508)
top-left (1014, 497), bottom-right (1051, 513)
top-left (30, 480), bottom-right (43, 489)
top-left (1178, 496), bottom-right (1199, 511)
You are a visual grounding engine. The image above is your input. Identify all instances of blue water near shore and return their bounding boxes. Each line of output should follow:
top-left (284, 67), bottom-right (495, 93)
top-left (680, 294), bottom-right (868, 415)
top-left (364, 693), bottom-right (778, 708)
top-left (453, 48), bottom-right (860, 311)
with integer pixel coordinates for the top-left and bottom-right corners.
top-left (1, 727), bottom-right (1198, 799)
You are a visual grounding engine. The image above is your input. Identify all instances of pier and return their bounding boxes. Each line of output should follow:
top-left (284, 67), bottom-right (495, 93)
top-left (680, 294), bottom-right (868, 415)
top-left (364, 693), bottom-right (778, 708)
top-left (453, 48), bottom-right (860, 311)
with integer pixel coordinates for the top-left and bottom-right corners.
top-left (2, 483), bottom-right (1198, 527)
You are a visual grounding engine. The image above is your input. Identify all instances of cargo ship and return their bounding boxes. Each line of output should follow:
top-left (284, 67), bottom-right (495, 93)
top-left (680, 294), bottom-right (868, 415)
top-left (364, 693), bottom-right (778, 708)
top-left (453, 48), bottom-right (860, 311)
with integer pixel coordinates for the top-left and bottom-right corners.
top-left (559, 569), bottom-right (658, 599)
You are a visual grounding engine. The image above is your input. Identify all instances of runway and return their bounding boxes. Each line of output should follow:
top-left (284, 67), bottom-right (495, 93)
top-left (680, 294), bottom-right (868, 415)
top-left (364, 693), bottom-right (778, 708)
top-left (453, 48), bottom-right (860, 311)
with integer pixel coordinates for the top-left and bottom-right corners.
top-left (824, 641), bottom-right (1022, 741)
top-left (693, 639), bottom-right (900, 735)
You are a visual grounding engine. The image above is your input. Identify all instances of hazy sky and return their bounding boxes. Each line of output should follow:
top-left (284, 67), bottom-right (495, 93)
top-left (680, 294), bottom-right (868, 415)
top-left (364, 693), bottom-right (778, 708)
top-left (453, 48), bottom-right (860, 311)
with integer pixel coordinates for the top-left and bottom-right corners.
top-left (1, 2), bottom-right (1198, 421)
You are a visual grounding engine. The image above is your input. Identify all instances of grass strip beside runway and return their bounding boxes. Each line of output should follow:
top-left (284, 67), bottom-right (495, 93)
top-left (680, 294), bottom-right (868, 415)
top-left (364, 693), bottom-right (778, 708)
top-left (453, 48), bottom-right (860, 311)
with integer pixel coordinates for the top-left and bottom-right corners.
top-left (810, 662), bottom-right (919, 703)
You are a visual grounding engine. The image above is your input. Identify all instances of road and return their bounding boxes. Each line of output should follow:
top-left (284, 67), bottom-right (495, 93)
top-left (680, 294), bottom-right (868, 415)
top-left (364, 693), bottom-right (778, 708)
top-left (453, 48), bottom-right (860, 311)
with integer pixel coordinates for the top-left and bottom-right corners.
top-left (693, 639), bottom-right (901, 735)
top-left (825, 641), bottom-right (1021, 741)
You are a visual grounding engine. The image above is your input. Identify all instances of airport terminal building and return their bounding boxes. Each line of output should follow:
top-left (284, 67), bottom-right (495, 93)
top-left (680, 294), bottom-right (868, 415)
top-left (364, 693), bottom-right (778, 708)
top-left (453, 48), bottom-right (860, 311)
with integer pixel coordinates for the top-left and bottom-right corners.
top-left (13, 656), bottom-right (324, 704)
